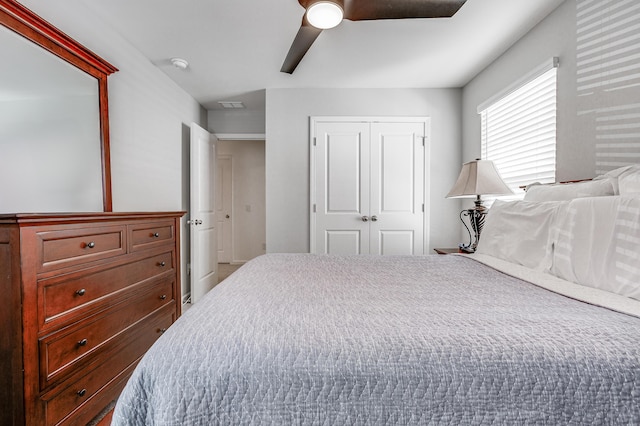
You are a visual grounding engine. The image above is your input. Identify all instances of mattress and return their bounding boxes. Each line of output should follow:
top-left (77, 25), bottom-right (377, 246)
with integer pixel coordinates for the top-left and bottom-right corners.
top-left (112, 253), bottom-right (640, 425)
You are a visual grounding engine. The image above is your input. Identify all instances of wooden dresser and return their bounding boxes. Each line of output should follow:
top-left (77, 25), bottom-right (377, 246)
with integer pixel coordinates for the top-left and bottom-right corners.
top-left (0, 212), bottom-right (184, 425)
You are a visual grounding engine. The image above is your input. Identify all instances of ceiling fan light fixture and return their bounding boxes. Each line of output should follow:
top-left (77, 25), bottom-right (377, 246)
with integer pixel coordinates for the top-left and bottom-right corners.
top-left (306, 1), bottom-right (344, 29)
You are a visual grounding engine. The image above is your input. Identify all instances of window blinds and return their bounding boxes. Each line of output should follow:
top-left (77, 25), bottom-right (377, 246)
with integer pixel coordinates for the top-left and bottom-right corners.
top-left (480, 63), bottom-right (558, 193)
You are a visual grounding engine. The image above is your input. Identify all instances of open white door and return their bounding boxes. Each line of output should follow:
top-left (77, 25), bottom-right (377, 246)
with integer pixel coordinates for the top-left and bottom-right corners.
top-left (190, 123), bottom-right (218, 304)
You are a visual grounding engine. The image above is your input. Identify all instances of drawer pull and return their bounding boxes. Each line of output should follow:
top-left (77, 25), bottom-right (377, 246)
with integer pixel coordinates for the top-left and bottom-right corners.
top-left (153, 232), bottom-right (160, 238)
top-left (75, 288), bottom-right (86, 296)
top-left (77, 389), bottom-right (87, 397)
top-left (159, 328), bottom-right (167, 334)
top-left (77, 339), bottom-right (88, 347)
top-left (158, 261), bottom-right (166, 267)
top-left (85, 241), bottom-right (95, 249)
top-left (160, 294), bottom-right (167, 300)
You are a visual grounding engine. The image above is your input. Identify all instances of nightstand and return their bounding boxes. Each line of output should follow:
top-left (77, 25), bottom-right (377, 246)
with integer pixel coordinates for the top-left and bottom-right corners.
top-left (433, 248), bottom-right (462, 254)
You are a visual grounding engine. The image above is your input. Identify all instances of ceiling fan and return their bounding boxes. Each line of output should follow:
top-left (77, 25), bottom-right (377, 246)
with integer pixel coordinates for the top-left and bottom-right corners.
top-left (281, 0), bottom-right (468, 74)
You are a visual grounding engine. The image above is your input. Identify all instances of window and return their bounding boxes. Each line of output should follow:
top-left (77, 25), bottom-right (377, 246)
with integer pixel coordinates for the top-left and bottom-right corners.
top-left (479, 58), bottom-right (558, 198)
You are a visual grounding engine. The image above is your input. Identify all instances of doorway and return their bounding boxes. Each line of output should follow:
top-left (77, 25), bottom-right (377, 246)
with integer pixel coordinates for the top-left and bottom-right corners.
top-left (216, 138), bottom-right (266, 280)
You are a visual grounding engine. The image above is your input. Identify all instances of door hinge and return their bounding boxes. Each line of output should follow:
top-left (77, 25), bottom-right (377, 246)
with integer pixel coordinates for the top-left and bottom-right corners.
top-left (313, 204), bottom-right (316, 213)
top-left (422, 203), bottom-right (425, 212)
top-left (313, 137), bottom-right (317, 146)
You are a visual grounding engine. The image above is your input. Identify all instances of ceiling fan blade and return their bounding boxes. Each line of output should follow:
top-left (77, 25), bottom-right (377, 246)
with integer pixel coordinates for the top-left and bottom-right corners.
top-left (280, 18), bottom-right (323, 74)
top-left (344, 0), bottom-right (467, 21)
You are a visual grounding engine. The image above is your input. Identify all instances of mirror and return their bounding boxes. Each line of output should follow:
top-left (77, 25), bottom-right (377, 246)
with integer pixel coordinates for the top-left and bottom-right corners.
top-left (0, 1), bottom-right (117, 212)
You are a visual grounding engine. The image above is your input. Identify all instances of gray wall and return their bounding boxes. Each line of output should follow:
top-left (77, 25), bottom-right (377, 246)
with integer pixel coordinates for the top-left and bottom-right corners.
top-left (462, 0), bottom-right (590, 181)
top-left (209, 109), bottom-right (266, 134)
top-left (265, 88), bottom-right (462, 254)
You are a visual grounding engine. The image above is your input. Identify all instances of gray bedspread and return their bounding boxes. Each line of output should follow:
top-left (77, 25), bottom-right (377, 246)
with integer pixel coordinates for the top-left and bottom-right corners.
top-left (112, 254), bottom-right (640, 425)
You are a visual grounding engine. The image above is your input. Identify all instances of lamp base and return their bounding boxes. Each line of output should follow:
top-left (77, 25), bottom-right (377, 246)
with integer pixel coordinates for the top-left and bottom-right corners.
top-left (458, 243), bottom-right (475, 254)
top-left (458, 198), bottom-right (488, 253)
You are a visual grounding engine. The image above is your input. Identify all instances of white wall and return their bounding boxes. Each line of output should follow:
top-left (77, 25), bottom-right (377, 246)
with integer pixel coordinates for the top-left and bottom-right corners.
top-left (208, 109), bottom-right (266, 134)
top-left (265, 88), bottom-right (462, 253)
top-left (462, 0), bottom-right (587, 181)
top-left (19, 1), bottom-right (207, 299)
top-left (217, 140), bottom-right (266, 263)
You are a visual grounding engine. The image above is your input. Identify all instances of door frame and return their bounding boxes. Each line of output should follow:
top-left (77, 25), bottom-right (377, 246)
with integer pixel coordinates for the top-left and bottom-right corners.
top-left (309, 116), bottom-right (431, 254)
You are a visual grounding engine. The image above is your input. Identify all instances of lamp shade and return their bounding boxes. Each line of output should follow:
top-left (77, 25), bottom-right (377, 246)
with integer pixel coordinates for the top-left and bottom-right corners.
top-left (446, 159), bottom-right (513, 198)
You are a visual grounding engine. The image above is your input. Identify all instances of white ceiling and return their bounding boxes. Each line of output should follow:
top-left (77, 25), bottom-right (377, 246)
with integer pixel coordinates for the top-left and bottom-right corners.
top-left (23, 0), bottom-right (565, 111)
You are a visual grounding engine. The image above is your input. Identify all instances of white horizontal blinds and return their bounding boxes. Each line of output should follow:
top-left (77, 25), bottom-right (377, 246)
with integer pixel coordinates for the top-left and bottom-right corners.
top-left (481, 66), bottom-right (557, 194)
top-left (576, 0), bottom-right (640, 174)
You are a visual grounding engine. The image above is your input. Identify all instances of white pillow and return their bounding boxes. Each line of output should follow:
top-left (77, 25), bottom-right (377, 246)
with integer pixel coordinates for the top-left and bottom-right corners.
top-left (550, 196), bottom-right (640, 301)
top-left (594, 163), bottom-right (640, 194)
top-left (476, 200), bottom-right (567, 271)
top-left (618, 167), bottom-right (640, 196)
top-left (524, 179), bottom-right (614, 202)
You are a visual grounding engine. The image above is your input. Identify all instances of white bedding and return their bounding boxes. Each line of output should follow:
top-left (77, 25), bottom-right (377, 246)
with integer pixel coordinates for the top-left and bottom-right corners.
top-left (477, 195), bottom-right (640, 302)
top-left (551, 196), bottom-right (640, 300)
top-left (468, 253), bottom-right (640, 319)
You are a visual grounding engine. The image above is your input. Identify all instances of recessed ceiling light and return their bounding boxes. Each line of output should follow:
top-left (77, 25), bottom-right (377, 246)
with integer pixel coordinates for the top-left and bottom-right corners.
top-left (218, 101), bottom-right (245, 109)
top-left (170, 57), bottom-right (189, 70)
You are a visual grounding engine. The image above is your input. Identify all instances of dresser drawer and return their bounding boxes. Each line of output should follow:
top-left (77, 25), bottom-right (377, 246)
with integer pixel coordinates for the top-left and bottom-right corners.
top-left (42, 306), bottom-right (175, 426)
top-left (39, 251), bottom-right (174, 328)
top-left (40, 279), bottom-right (175, 389)
top-left (129, 221), bottom-right (175, 252)
top-left (36, 225), bottom-right (126, 273)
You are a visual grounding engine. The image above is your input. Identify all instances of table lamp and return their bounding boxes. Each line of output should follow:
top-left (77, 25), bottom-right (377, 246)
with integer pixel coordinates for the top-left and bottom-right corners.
top-left (446, 159), bottom-right (513, 252)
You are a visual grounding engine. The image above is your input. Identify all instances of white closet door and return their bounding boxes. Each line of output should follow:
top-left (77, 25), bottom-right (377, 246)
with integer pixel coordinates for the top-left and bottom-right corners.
top-left (313, 121), bottom-right (370, 254)
top-left (369, 122), bottom-right (425, 255)
top-left (311, 117), bottom-right (427, 255)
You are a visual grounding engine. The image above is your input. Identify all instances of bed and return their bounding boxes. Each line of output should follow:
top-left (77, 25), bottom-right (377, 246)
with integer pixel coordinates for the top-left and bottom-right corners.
top-left (112, 166), bottom-right (640, 425)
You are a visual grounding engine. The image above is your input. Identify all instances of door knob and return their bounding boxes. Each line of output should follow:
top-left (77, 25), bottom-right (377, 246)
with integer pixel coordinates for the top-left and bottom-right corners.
top-left (371, 215), bottom-right (378, 222)
top-left (226, 214), bottom-right (230, 219)
top-left (361, 216), bottom-right (369, 222)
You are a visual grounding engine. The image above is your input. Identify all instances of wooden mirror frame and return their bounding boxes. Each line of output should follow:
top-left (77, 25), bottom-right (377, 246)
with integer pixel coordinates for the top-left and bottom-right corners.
top-left (0, 0), bottom-right (117, 211)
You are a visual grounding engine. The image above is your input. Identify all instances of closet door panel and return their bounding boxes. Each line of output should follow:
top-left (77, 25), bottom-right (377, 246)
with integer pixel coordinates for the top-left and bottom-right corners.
top-left (370, 122), bottom-right (425, 255)
top-left (313, 121), bottom-right (370, 254)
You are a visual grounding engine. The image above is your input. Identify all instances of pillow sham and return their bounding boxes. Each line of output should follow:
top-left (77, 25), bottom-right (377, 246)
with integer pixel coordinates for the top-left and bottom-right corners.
top-left (550, 196), bottom-right (640, 301)
top-left (475, 200), bottom-right (567, 271)
top-left (618, 167), bottom-right (640, 196)
top-left (594, 163), bottom-right (640, 194)
top-left (523, 178), bottom-right (614, 202)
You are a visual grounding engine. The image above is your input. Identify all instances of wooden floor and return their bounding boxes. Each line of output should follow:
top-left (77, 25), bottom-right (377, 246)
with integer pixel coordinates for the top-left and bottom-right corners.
top-left (218, 263), bottom-right (243, 283)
